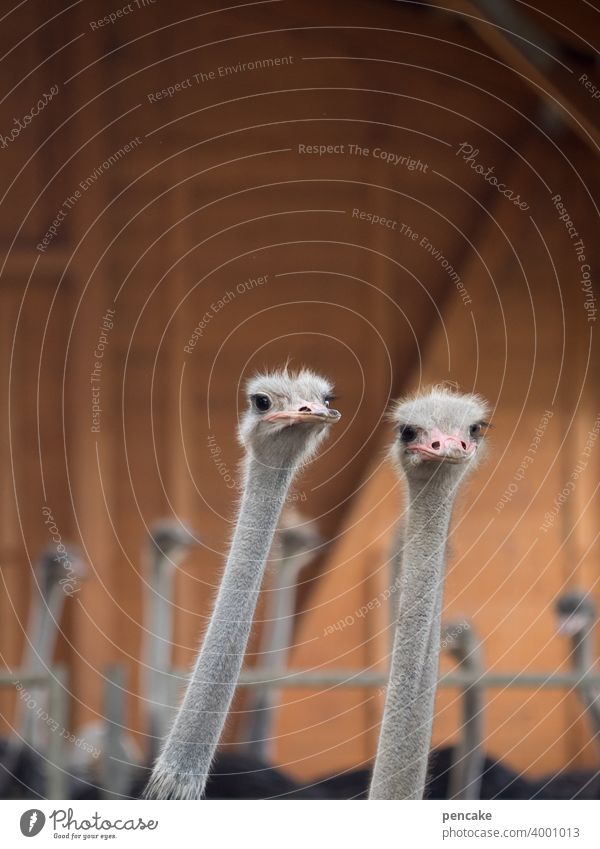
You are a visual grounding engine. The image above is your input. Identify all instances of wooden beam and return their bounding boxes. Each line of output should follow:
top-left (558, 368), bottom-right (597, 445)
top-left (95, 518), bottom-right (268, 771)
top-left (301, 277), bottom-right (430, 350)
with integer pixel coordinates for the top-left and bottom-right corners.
top-left (449, 0), bottom-right (600, 155)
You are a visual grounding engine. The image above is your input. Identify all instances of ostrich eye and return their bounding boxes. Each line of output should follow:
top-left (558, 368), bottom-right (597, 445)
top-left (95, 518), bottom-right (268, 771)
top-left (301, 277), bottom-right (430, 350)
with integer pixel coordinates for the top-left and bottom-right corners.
top-left (399, 425), bottom-right (417, 443)
top-left (469, 421), bottom-right (489, 438)
top-left (252, 394), bottom-right (272, 412)
top-left (324, 394), bottom-right (336, 408)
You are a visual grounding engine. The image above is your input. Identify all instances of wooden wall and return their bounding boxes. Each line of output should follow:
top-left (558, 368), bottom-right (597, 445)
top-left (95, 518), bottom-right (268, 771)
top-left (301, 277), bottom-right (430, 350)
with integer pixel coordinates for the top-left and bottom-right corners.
top-left (0, 0), bottom-right (598, 781)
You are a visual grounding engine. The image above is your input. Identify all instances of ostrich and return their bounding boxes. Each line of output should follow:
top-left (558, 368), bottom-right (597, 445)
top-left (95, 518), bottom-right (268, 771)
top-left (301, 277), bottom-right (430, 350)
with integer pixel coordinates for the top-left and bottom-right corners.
top-left (239, 507), bottom-right (322, 761)
top-left (19, 546), bottom-right (87, 750)
top-left (68, 523), bottom-right (199, 799)
top-left (72, 517), bottom-right (197, 800)
top-left (555, 591), bottom-right (600, 745)
top-left (68, 523), bottom-right (198, 800)
top-left (0, 546), bottom-right (87, 798)
top-left (145, 367), bottom-right (340, 799)
top-left (142, 520), bottom-right (199, 761)
top-left (441, 619), bottom-right (485, 800)
top-left (369, 385), bottom-right (490, 799)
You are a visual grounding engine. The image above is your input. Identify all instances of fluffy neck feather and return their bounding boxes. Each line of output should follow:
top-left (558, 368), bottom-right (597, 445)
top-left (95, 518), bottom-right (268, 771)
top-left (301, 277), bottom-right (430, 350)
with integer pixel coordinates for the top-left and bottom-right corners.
top-left (370, 472), bottom-right (458, 799)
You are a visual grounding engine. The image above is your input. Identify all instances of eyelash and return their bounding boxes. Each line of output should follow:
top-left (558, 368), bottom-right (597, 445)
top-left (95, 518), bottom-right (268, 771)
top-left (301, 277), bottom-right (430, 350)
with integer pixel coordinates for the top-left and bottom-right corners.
top-left (470, 421), bottom-right (491, 437)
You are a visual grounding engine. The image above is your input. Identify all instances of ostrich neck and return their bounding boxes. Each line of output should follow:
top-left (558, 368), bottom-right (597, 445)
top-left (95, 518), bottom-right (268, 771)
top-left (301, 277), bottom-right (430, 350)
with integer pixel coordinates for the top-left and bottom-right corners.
top-left (146, 456), bottom-right (295, 799)
top-left (143, 550), bottom-right (178, 760)
top-left (370, 473), bottom-right (458, 799)
top-left (572, 627), bottom-right (600, 735)
top-left (20, 571), bottom-right (64, 747)
top-left (242, 550), bottom-right (304, 758)
top-left (573, 628), bottom-right (593, 674)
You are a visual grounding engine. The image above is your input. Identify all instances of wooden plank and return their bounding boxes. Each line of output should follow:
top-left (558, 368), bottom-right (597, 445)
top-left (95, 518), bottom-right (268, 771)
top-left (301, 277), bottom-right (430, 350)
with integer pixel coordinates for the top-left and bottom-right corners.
top-left (449, 0), bottom-right (600, 154)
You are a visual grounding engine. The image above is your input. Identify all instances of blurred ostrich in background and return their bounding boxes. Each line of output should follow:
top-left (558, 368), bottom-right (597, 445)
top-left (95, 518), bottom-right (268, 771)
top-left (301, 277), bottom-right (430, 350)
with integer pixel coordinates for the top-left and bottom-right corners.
top-left (71, 521), bottom-right (200, 799)
top-left (0, 546), bottom-right (87, 798)
top-left (441, 619), bottom-right (485, 800)
top-left (555, 591), bottom-right (600, 747)
top-left (142, 520), bottom-right (199, 762)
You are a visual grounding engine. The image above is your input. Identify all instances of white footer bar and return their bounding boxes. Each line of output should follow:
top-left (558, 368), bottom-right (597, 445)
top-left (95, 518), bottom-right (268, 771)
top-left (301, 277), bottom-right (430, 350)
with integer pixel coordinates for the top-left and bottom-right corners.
top-left (1, 799), bottom-right (598, 848)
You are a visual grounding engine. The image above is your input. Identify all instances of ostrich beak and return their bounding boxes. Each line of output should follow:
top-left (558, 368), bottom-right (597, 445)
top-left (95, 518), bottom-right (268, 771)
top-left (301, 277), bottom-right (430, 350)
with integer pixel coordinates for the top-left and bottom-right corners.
top-left (409, 428), bottom-right (476, 463)
top-left (264, 402), bottom-right (341, 426)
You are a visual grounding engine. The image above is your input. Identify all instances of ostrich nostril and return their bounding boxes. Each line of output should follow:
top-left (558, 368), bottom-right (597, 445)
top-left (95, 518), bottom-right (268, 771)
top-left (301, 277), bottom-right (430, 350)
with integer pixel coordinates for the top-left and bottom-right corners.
top-left (461, 441), bottom-right (467, 449)
top-left (298, 406), bottom-right (311, 413)
top-left (431, 441), bottom-right (440, 450)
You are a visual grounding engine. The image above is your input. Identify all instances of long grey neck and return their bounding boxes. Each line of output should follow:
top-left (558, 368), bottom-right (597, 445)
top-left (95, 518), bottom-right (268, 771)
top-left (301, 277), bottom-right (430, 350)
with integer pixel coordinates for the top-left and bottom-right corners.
top-left (388, 519), bottom-right (405, 644)
top-left (145, 456), bottom-right (294, 799)
top-left (241, 553), bottom-right (304, 759)
top-left (370, 474), bottom-right (457, 799)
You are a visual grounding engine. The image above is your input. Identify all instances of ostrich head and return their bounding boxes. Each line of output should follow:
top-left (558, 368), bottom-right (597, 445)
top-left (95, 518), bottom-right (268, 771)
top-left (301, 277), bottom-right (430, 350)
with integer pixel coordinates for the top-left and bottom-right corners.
top-left (239, 367), bottom-right (341, 468)
top-left (277, 507), bottom-right (323, 575)
top-left (440, 619), bottom-right (471, 653)
top-left (555, 590), bottom-right (597, 637)
top-left (279, 508), bottom-right (322, 560)
top-left (37, 545), bottom-right (88, 594)
top-left (390, 385), bottom-right (490, 484)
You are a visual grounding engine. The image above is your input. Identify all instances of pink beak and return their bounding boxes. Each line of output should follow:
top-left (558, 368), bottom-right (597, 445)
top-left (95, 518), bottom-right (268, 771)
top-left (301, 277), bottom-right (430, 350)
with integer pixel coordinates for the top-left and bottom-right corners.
top-left (408, 427), bottom-right (476, 463)
top-left (263, 400), bottom-right (341, 426)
